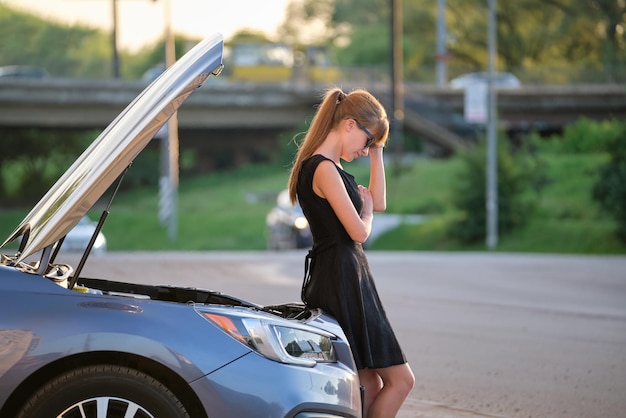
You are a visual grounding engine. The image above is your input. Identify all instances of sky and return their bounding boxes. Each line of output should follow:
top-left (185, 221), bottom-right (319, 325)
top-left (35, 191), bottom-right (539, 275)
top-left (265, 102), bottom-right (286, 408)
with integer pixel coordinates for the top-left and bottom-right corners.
top-left (3, 0), bottom-right (290, 51)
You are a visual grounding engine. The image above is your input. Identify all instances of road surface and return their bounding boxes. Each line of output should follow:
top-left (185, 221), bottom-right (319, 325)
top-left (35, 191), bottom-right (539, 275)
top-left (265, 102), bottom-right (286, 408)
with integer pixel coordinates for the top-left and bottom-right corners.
top-left (69, 251), bottom-right (626, 418)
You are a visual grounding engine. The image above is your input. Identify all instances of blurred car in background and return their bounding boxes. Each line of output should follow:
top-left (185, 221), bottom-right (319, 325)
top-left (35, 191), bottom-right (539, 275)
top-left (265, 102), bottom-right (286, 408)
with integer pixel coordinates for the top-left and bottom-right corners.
top-left (266, 189), bottom-right (312, 250)
top-left (141, 63), bottom-right (166, 83)
top-left (450, 71), bottom-right (521, 90)
top-left (62, 216), bottom-right (107, 254)
top-left (0, 65), bottom-right (49, 79)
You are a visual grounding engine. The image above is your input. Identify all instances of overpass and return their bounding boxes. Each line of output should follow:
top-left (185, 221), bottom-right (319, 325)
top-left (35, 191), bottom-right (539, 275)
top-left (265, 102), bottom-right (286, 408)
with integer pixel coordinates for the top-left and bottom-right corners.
top-left (1, 78), bottom-right (624, 161)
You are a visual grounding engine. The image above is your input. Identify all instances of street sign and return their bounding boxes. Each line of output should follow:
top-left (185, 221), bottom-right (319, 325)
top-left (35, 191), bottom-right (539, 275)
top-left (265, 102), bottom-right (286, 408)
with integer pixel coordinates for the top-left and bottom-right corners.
top-left (464, 82), bottom-right (488, 124)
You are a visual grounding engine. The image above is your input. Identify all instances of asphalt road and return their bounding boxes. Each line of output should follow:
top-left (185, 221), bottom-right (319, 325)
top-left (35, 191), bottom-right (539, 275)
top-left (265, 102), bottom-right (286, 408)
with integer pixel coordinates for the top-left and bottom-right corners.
top-left (73, 251), bottom-right (626, 418)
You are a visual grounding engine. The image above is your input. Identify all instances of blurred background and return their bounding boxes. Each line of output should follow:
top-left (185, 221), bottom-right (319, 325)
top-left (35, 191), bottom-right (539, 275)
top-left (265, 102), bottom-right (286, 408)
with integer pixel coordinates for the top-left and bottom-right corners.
top-left (0, 0), bottom-right (624, 254)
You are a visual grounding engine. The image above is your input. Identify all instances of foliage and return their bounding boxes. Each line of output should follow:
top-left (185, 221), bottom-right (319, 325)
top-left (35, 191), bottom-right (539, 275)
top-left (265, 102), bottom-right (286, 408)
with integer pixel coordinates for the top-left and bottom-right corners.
top-left (102, 163), bottom-right (291, 250)
top-left (530, 118), bottom-right (626, 154)
top-left (442, 0), bottom-right (625, 82)
top-left (2, 1), bottom-right (625, 83)
top-left (278, 0), bottom-right (626, 83)
top-left (334, 23), bottom-right (390, 66)
top-left (274, 123), bottom-right (306, 169)
top-left (277, 0), bottom-right (338, 45)
top-left (381, 156), bottom-right (460, 215)
top-left (2, 148), bottom-right (624, 253)
top-left (228, 30), bottom-right (273, 44)
top-left (447, 137), bottom-right (546, 244)
top-left (0, 4), bottom-right (196, 80)
top-left (0, 128), bottom-right (94, 203)
top-left (592, 124), bottom-right (626, 242)
top-left (370, 151), bottom-right (624, 254)
top-left (122, 37), bottom-right (195, 80)
top-left (0, 5), bottom-right (112, 78)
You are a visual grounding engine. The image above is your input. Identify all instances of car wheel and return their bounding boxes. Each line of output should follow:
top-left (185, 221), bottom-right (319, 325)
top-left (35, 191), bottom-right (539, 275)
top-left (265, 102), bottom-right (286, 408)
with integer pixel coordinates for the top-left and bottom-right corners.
top-left (17, 364), bottom-right (189, 418)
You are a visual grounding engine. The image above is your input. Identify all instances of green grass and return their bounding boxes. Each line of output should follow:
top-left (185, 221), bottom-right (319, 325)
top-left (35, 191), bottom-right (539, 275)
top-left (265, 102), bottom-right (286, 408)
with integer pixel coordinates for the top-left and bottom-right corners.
top-left (1, 153), bottom-right (624, 254)
top-left (105, 163), bottom-right (291, 250)
top-left (369, 151), bottom-right (625, 254)
top-left (372, 215), bottom-right (623, 254)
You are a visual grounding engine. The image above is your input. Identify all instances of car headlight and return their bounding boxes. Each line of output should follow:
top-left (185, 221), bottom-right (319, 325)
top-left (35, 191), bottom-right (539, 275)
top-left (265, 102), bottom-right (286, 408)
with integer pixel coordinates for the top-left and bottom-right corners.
top-left (197, 308), bottom-right (335, 367)
top-left (94, 233), bottom-right (107, 250)
top-left (294, 216), bottom-right (309, 230)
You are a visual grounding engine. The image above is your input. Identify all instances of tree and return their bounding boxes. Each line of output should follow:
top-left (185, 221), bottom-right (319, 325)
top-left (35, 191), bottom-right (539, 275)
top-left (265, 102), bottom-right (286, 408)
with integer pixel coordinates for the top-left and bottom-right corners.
top-left (582, 0), bottom-right (626, 82)
top-left (122, 35), bottom-right (198, 80)
top-left (448, 138), bottom-right (545, 244)
top-left (277, 0), bottom-right (341, 45)
top-left (278, 0), bottom-right (625, 83)
top-left (0, 128), bottom-right (94, 203)
top-left (592, 123), bottom-right (626, 242)
top-left (228, 29), bottom-right (273, 44)
top-left (0, 5), bottom-right (115, 78)
top-left (445, 0), bottom-right (625, 82)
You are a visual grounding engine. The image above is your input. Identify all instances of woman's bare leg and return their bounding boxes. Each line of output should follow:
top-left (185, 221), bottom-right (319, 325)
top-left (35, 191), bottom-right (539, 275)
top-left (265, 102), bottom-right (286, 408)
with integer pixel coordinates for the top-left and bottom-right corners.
top-left (358, 368), bottom-right (383, 416)
top-left (364, 363), bottom-right (414, 418)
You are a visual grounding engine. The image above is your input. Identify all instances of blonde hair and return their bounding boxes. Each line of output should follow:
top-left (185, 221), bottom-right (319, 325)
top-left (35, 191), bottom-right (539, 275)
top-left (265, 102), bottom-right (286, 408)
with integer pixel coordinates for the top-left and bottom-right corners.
top-left (287, 87), bottom-right (389, 204)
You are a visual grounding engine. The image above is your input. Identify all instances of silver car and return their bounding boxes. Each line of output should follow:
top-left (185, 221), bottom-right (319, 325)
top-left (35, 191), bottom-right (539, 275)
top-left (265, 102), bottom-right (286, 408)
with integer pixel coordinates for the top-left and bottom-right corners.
top-left (0, 34), bottom-right (361, 418)
top-left (61, 216), bottom-right (107, 254)
top-left (266, 190), bottom-right (313, 250)
top-left (449, 71), bottom-right (521, 90)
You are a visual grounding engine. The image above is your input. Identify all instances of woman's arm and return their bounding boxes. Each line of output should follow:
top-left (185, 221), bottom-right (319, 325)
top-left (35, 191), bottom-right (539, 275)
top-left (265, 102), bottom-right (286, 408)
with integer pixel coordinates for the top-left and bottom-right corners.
top-left (313, 160), bottom-right (373, 243)
top-left (368, 146), bottom-right (387, 212)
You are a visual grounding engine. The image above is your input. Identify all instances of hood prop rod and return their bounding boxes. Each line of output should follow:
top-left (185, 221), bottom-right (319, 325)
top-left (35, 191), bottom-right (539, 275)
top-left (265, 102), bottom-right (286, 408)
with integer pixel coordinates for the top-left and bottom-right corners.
top-left (68, 163), bottom-right (131, 290)
top-left (49, 237), bottom-right (65, 264)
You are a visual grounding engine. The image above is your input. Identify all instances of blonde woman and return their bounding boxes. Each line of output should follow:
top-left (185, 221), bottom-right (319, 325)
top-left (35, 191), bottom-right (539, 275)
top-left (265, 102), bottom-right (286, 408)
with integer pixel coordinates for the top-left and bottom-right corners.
top-left (288, 87), bottom-right (414, 417)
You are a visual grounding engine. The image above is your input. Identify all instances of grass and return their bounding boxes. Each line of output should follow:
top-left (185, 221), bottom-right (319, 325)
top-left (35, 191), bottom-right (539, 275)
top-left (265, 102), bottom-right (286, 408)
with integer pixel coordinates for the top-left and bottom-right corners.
top-left (369, 151), bottom-right (625, 254)
top-left (105, 163), bottom-right (291, 250)
top-left (1, 152), bottom-right (624, 254)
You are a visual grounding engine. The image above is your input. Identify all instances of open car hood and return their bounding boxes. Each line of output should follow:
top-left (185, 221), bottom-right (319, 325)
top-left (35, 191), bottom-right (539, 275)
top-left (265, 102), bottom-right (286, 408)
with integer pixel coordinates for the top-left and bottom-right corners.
top-left (1, 33), bottom-right (224, 264)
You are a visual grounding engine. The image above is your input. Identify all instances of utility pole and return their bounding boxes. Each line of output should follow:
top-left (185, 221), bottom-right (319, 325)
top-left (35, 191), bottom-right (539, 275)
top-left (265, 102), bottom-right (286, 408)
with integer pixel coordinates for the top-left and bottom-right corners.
top-left (103, 0), bottom-right (146, 78)
top-left (390, 0), bottom-right (404, 154)
top-left (436, 0), bottom-right (447, 87)
top-left (108, 0), bottom-right (121, 78)
top-left (159, 0), bottom-right (178, 241)
top-left (486, 0), bottom-right (498, 249)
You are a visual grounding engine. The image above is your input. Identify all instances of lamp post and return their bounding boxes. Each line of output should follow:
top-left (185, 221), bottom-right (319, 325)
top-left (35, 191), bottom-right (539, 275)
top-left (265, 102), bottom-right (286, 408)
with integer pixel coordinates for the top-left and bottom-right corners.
top-left (111, 0), bottom-right (120, 78)
top-left (486, 0), bottom-right (498, 249)
top-left (155, 0), bottom-right (179, 241)
top-left (104, 0), bottom-right (177, 238)
top-left (436, 0), bottom-right (447, 87)
top-left (390, 0), bottom-right (404, 155)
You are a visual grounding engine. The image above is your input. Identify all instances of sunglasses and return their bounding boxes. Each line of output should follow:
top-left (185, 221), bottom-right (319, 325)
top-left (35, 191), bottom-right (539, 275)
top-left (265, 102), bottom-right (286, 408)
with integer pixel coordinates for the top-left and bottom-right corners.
top-left (353, 119), bottom-right (376, 148)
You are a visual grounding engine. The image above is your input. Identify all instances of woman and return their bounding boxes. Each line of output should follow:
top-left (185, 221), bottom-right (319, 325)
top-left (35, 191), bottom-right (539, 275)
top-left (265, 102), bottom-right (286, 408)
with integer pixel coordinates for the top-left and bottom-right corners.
top-left (288, 87), bottom-right (414, 417)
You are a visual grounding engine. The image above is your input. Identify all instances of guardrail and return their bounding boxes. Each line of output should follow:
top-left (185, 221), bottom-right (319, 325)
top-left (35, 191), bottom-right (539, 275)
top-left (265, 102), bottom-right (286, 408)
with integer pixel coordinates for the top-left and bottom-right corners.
top-left (1, 78), bottom-right (624, 154)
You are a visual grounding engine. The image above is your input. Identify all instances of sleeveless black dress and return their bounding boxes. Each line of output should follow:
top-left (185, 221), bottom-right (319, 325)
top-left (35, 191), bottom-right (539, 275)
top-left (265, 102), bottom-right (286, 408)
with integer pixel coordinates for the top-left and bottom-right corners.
top-left (297, 154), bottom-right (406, 370)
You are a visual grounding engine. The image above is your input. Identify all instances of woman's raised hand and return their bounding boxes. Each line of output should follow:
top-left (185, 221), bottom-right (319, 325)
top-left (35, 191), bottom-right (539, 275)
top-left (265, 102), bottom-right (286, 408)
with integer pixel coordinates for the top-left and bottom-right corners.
top-left (358, 185), bottom-right (374, 219)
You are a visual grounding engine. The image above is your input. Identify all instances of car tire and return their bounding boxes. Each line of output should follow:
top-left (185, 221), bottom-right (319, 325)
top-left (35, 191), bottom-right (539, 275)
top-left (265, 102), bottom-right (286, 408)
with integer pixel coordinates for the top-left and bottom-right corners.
top-left (17, 364), bottom-right (189, 418)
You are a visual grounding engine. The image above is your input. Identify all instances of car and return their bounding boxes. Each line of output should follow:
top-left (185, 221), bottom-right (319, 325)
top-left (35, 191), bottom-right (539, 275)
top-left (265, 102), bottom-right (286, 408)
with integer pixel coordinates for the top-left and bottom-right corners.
top-left (0, 33), bottom-right (362, 418)
top-left (449, 71), bottom-right (521, 90)
top-left (0, 65), bottom-right (49, 79)
top-left (141, 63), bottom-right (166, 83)
top-left (266, 189), bottom-right (313, 250)
top-left (61, 216), bottom-right (107, 254)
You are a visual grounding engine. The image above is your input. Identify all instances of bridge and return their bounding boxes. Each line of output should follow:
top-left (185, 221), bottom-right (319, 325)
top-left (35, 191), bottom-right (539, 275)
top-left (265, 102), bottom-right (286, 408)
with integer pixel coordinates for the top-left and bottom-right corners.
top-left (1, 78), bottom-right (624, 164)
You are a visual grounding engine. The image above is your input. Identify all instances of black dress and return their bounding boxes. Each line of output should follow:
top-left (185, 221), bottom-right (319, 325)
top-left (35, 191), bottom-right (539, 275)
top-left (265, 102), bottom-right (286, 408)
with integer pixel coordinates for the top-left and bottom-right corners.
top-left (297, 154), bottom-right (406, 370)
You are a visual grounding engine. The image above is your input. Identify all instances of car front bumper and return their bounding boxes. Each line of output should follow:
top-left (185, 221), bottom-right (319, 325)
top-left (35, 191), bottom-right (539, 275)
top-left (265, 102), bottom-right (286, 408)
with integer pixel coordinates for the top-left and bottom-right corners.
top-left (190, 351), bottom-right (362, 418)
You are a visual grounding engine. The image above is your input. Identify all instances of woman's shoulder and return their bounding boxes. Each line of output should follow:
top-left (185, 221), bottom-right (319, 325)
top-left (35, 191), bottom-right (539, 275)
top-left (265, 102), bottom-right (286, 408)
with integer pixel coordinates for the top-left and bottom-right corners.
top-left (303, 154), bottom-right (336, 172)
top-left (305, 153), bottom-right (333, 164)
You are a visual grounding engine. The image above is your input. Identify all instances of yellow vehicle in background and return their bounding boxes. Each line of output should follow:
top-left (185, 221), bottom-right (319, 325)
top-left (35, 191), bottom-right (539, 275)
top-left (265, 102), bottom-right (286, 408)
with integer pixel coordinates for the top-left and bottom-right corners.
top-left (304, 45), bottom-right (341, 84)
top-left (230, 42), bottom-right (294, 83)
top-left (228, 42), bottom-right (340, 84)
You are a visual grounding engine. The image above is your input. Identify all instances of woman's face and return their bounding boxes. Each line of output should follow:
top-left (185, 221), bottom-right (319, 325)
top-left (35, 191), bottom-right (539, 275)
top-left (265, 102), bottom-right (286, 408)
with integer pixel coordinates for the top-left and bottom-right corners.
top-left (341, 119), bottom-right (372, 162)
